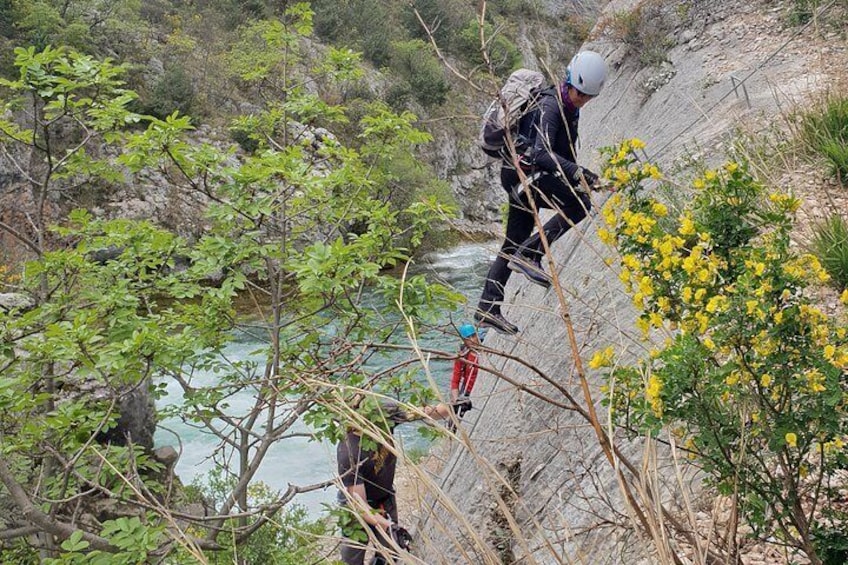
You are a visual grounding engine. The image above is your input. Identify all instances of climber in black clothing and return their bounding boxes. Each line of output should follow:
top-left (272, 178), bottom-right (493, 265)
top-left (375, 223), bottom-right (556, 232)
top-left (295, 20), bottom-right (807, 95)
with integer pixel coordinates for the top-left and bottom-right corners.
top-left (475, 51), bottom-right (609, 335)
top-left (337, 401), bottom-right (451, 565)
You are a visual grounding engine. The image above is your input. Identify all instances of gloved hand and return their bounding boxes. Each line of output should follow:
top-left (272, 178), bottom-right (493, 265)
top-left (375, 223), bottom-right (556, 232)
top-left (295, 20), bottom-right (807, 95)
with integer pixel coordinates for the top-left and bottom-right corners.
top-left (575, 167), bottom-right (599, 189)
top-left (454, 396), bottom-right (473, 417)
top-left (389, 524), bottom-right (413, 551)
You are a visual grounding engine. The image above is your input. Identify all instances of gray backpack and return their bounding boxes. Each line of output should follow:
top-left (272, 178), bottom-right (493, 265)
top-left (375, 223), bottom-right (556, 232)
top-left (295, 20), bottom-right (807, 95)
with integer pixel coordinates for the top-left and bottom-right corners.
top-left (478, 69), bottom-right (547, 159)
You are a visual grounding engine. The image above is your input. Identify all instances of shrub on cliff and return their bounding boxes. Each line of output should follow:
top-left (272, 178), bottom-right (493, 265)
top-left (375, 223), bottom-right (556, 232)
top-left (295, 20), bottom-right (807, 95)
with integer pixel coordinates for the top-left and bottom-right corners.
top-left (595, 139), bottom-right (848, 564)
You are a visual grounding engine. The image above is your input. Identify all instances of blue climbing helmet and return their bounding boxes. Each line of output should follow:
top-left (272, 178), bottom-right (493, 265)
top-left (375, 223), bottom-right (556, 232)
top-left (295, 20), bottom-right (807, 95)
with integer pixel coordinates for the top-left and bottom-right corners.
top-left (458, 324), bottom-right (477, 339)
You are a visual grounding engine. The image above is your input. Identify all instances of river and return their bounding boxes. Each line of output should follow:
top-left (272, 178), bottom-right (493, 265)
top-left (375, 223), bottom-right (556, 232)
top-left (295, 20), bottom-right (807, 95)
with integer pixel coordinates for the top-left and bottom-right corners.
top-left (154, 241), bottom-right (496, 516)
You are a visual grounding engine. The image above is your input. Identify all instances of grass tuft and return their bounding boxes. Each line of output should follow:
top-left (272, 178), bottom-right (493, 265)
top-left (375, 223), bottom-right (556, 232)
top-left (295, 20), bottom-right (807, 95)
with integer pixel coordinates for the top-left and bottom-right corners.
top-left (809, 213), bottom-right (848, 290)
top-left (797, 95), bottom-right (848, 182)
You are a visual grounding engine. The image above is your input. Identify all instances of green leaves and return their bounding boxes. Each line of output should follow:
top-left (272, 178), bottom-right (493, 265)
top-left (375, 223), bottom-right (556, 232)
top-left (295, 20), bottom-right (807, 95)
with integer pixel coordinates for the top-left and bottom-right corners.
top-left (60, 531), bottom-right (90, 553)
top-left (1, 33), bottom-right (456, 563)
top-left (359, 102), bottom-right (432, 151)
top-left (46, 517), bottom-right (165, 565)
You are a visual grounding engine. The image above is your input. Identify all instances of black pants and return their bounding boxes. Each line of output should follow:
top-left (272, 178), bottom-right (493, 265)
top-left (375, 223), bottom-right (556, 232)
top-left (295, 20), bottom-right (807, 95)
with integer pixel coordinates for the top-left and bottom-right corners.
top-left (478, 167), bottom-right (591, 314)
top-left (340, 496), bottom-right (399, 565)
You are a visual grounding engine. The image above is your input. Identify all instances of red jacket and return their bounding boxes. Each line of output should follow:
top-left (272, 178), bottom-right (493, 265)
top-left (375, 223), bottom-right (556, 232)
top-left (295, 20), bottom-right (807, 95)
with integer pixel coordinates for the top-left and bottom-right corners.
top-left (451, 347), bottom-right (478, 395)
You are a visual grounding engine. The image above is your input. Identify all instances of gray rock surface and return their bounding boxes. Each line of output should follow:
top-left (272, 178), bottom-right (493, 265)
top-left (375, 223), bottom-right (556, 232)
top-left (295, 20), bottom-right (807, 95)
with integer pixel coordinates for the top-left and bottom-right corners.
top-left (414, 0), bottom-right (846, 562)
top-left (0, 293), bottom-right (35, 312)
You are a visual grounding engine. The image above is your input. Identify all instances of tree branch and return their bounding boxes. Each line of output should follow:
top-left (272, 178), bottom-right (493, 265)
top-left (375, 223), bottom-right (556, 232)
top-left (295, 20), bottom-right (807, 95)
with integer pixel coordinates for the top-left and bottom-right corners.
top-left (0, 458), bottom-right (114, 552)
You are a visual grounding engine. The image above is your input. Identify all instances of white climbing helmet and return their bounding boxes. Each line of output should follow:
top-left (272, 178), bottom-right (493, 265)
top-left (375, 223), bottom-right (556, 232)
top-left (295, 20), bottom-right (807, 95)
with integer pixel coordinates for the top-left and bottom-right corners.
top-left (566, 50), bottom-right (608, 96)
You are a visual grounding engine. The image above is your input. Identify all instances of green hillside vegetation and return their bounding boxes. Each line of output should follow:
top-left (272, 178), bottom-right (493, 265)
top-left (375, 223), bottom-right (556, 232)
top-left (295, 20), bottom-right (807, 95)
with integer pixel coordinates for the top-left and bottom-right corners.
top-left (0, 0), bottom-right (536, 117)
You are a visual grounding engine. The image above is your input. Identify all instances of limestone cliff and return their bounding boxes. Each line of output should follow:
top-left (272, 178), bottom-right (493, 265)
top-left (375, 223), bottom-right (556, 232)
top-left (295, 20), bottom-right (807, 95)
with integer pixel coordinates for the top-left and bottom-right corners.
top-left (414, 1), bottom-right (847, 562)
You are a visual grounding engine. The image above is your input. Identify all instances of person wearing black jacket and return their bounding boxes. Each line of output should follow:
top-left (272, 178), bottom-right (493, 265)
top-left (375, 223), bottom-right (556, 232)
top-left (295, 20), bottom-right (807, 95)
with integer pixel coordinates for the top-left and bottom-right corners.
top-left (475, 51), bottom-right (608, 335)
top-left (337, 401), bottom-right (452, 565)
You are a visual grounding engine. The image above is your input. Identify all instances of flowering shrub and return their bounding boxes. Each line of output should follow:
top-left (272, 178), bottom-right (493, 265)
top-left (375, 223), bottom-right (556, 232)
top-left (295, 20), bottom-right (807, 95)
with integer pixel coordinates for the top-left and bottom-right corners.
top-left (595, 140), bottom-right (848, 562)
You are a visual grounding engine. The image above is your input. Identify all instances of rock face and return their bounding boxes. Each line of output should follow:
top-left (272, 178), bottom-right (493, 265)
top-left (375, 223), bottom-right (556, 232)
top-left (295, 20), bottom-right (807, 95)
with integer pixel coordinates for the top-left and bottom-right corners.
top-left (414, 0), bottom-right (847, 562)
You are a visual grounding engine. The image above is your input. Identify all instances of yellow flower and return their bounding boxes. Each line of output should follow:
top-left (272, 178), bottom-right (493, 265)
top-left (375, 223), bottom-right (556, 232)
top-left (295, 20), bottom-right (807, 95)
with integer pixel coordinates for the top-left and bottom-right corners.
top-left (754, 280), bottom-right (773, 297)
top-left (785, 432), bottom-right (797, 448)
top-left (649, 312), bottom-right (664, 327)
top-left (651, 201), bottom-right (668, 217)
top-left (645, 374), bottom-right (663, 417)
top-left (824, 344), bottom-right (836, 361)
top-left (619, 268), bottom-right (631, 284)
top-left (705, 296), bottom-right (724, 313)
top-left (678, 215), bottom-right (696, 236)
top-left (615, 167), bottom-right (632, 184)
top-left (639, 276), bottom-right (654, 295)
top-left (693, 178), bottom-right (705, 190)
top-left (768, 192), bottom-right (801, 212)
top-left (622, 254), bottom-right (640, 270)
top-left (703, 336), bottom-right (716, 350)
top-left (841, 289), bottom-right (848, 305)
top-left (695, 311), bottom-right (710, 333)
top-left (725, 162), bottom-right (739, 173)
top-left (745, 261), bottom-right (766, 276)
top-left (602, 206), bottom-right (618, 227)
top-left (746, 300), bottom-right (759, 315)
top-left (630, 138), bottom-right (646, 150)
top-left (588, 346), bottom-right (615, 369)
top-left (598, 228), bottom-right (615, 245)
top-left (806, 368), bottom-right (826, 393)
top-left (648, 164), bottom-right (662, 180)
top-left (835, 349), bottom-right (848, 369)
top-left (760, 374), bottom-right (772, 387)
top-left (704, 170), bottom-right (717, 181)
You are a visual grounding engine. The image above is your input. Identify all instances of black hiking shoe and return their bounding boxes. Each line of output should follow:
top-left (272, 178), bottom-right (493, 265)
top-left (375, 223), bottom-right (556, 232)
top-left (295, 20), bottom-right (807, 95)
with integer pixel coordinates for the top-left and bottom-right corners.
top-left (507, 254), bottom-right (552, 288)
top-left (474, 310), bottom-right (519, 335)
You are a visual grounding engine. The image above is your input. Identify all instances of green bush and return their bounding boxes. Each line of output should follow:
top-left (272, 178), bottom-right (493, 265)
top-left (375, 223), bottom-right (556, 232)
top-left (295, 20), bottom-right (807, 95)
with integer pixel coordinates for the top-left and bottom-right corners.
top-left (385, 81), bottom-right (413, 111)
top-left (142, 64), bottom-right (196, 119)
top-left (401, 0), bottom-right (469, 47)
top-left (789, 0), bottom-right (816, 24)
top-left (455, 18), bottom-right (521, 77)
top-left (788, 0), bottom-right (848, 28)
top-left (229, 125), bottom-right (260, 154)
top-left (388, 39), bottom-right (449, 108)
top-left (0, 0), bottom-right (15, 39)
top-left (815, 525), bottom-right (848, 565)
top-left (598, 141), bottom-right (848, 563)
top-left (191, 470), bottom-right (328, 565)
top-left (371, 147), bottom-right (456, 212)
top-left (809, 214), bottom-right (848, 290)
top-left (799, 95), bottom-right (848, 181)
top-left (312, 0), bottom-right (400, 68)
top-left (602, 1), bottom-right (673, 68)
top-left (14, 1), bottom-right (63, 49)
